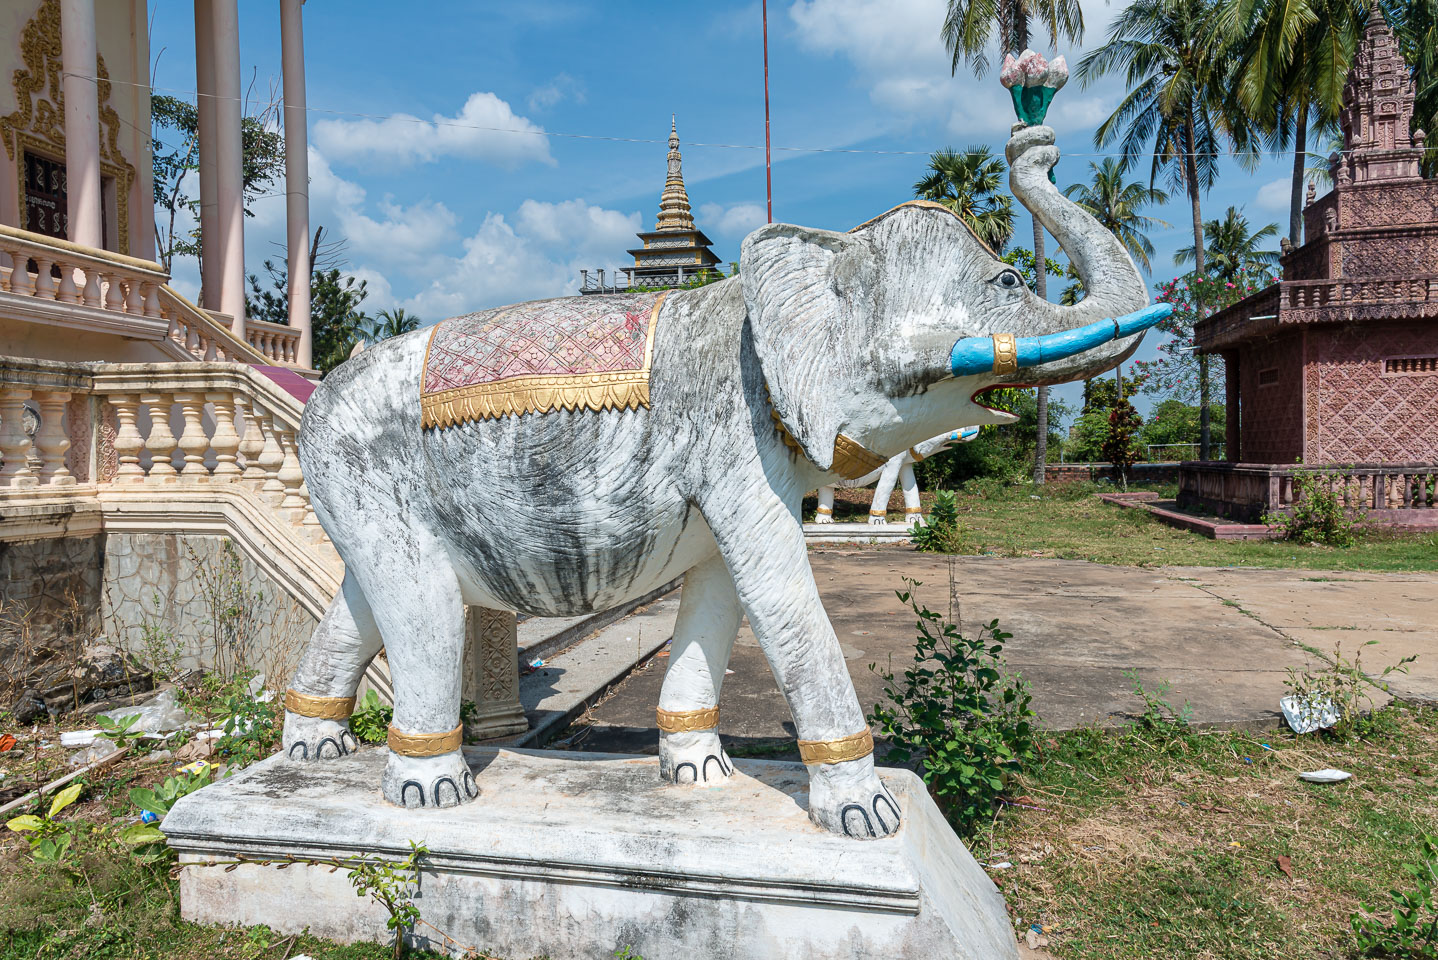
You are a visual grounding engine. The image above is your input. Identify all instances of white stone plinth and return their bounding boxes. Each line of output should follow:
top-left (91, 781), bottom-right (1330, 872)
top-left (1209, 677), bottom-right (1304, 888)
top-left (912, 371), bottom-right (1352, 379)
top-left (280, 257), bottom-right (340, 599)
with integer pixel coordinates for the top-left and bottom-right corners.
top-left (803, 521), bottom-right (915, 543)
top-left (162, 747), bottom-right (1017, 959)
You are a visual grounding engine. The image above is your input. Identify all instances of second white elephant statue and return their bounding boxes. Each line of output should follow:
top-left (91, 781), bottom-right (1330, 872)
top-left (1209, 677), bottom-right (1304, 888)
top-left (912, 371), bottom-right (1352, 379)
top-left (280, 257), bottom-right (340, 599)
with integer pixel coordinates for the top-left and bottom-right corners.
top-left (813, 426), bottom-right (979, 526)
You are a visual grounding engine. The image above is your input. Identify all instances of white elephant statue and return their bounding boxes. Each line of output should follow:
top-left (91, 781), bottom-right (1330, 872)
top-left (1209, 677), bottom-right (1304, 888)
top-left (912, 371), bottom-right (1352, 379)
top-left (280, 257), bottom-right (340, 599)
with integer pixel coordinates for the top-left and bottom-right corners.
top-left (813, 426), bottom-right (979, 526)
top-left (280, 125), bottom-right (1166, 840)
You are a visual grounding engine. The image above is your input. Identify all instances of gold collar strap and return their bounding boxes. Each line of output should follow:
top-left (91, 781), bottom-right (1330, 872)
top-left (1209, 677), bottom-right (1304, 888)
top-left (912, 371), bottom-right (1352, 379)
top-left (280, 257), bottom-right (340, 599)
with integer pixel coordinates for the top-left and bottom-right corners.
top-left (283, 690), bottom-right (356, 720)
top-left (797, 729), bottom-right (875, 765)
top-left (993, 334), bottom-right (1019, 377)
top-left (656, 706), bottom-right (720, 733)
top-left (831, 435), bottom-right (889, 481)
top-left (387, 723), bottom-right (464, 757)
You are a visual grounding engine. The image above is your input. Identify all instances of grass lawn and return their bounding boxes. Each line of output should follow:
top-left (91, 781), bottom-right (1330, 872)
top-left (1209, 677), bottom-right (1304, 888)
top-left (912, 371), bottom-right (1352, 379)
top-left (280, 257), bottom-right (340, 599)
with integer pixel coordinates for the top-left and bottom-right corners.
top-left (805, 482), bottom-right (1438, 571)
top-left (983, 703), bottom-right (1438, 959)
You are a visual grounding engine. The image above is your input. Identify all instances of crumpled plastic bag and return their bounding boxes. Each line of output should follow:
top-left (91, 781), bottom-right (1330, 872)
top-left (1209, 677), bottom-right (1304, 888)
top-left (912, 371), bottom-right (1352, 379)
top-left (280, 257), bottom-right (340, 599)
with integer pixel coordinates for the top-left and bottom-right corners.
top-left (1280, 694), bottom-right (1339, 734)
top-left (68, 739), bottom-right (120, 768)
top-left (96, 688), bottom-right (190, 734)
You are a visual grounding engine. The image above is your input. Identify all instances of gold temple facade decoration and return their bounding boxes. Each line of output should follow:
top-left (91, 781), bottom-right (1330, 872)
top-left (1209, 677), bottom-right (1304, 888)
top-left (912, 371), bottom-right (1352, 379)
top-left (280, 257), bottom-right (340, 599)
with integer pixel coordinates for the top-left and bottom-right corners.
top-left (1, 0), bottom-right (138, 253)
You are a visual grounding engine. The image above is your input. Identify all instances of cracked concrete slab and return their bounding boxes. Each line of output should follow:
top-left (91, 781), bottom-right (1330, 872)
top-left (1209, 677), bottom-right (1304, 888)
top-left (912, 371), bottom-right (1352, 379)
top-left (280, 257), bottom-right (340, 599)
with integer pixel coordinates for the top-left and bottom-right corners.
top-left (569, 549), bottom-right (1437, 753)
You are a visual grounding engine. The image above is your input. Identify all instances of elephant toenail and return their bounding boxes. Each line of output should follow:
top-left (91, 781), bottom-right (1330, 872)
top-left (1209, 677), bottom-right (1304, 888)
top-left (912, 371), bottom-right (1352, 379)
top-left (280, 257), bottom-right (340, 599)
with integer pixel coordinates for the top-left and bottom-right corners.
top-left (340, 731), bottom-right (358, 753)
top-left (401, 781), bottom-right (426, 807)
top-left (288, 742), bottom-right (308, 760)
top-left (462, 772), bottom-right (479, 798)
top-left (841, 805), bottom-right (875, 839)
top-left (874, 793), bottom-right (901, 831)
top-left (673, 762), bottom-right (697, 785)
top-left (432, 776), bottom-right (462, 807)
top-left (702, 755), bottom-right (725, 781)
top-left (317, 737), bottom-right (341, 759)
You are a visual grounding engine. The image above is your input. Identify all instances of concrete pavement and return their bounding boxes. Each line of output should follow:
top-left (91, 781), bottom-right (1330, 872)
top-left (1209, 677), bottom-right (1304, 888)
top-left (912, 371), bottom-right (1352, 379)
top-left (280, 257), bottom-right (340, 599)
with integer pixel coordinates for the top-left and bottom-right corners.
top-left (560, 548), bottom-right (1436, 757)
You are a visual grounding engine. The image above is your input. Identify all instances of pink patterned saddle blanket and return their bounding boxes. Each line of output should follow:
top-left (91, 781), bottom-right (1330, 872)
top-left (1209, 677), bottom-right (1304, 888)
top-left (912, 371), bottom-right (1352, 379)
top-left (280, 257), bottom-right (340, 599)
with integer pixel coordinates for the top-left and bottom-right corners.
top-left (420, 291), bottom-right (668, 429)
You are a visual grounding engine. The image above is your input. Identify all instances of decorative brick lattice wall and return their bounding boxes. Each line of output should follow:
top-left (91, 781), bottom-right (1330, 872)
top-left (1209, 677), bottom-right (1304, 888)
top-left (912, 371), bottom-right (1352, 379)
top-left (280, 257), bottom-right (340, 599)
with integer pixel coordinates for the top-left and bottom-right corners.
top-left (1307, 320), bottom-right (1438, 461)
top-left (1239, 332), bottom-right (1306, 463)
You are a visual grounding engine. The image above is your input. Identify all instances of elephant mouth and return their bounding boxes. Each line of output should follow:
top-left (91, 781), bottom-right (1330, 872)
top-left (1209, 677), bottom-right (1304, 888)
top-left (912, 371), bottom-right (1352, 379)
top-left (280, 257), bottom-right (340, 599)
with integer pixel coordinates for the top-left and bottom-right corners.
top-left (971, 385), bottom-right (1025, 421)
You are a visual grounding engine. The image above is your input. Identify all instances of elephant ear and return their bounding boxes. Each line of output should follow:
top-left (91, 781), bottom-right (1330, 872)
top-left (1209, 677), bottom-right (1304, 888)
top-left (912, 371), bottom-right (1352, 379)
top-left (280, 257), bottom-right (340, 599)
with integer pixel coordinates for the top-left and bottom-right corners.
top-left (740, 223), bottom-right (862, 472)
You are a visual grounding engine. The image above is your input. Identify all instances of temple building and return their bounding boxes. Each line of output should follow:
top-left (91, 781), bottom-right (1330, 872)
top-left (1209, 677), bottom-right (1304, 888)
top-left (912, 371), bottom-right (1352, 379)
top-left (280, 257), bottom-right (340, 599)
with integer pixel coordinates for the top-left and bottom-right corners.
top-left (1180, 7), bottom-right (1437, 525)
top-left (580, 118), bottom-right (722, 294)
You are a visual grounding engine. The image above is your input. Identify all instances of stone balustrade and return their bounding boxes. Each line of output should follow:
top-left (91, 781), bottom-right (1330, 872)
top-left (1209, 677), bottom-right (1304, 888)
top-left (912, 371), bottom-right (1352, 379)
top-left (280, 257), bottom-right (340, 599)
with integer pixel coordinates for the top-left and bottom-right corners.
top-left (0, 223), bottom-right (168, 323)
top-left (0, 225), bottom-right (311, 373)
top-left (239, 317), bottom-right (303, 366)
top-left (1178, 460), bottom-right (1438, 523)
top-left (0, 357), bottom-right (322, 541)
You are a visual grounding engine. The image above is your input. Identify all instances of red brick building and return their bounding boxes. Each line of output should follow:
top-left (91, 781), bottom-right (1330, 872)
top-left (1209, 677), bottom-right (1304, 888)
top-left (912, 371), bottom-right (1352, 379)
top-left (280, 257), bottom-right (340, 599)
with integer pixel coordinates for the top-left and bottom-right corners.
top-left (1180, 9), bottom-right (1437, 524)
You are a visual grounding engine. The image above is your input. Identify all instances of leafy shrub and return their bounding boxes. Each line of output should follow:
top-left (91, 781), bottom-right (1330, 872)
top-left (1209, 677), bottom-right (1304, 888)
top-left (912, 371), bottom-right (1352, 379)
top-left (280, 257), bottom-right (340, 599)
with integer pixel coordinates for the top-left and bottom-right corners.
top-left (345, 840), bottom-right (428, 960)
top-left (1352, 834), bottom-right (1438, 957)
top-left (1284, 641), bottom-right (1416, 740)
top-left (868, 579), bottom-right (1037, 837)
top-left (120, 768), bottom-right (214, 861)
top-left (1124, 670), bottom-right (1193, 734)
top-left (1267, 470), bottom-right (1359, 547)
top-left (214, 671), bottom-right (280, 767)
top-left (351, 689), bottom-right (394, 744)
top-left (911, 490), bottom-right (962, 553)
top-left (6, 783), bottom-right (83, 868)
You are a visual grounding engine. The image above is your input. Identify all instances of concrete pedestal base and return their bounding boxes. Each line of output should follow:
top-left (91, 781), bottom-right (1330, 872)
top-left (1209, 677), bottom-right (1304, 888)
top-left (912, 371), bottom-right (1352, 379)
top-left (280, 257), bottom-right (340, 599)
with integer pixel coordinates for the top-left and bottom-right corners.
top-left (162, 748), bottom-right (1017, 960)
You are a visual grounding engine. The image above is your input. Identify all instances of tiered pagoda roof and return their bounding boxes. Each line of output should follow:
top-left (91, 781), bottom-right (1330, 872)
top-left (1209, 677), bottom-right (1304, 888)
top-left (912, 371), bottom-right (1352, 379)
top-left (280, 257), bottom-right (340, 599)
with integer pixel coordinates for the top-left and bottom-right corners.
top-left (625, 118), bottom-right (723, 286)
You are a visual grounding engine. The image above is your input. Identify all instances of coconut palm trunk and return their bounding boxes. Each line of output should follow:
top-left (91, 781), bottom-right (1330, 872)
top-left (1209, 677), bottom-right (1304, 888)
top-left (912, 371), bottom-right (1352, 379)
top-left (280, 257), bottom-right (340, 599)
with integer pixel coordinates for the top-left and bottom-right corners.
top-left (1288, 106), bottom-right (1308, 246)
top-left (1183, 110), bottom-right (1212, 462)
top-left (1033, 215), bottom-right (1049, 484)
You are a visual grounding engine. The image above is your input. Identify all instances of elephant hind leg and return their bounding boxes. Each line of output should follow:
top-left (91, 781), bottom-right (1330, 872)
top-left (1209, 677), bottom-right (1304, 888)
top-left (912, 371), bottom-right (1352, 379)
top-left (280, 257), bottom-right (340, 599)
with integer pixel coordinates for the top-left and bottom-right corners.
top-left (282, 573), bottom-right (381, 761)
top-left (657, 553), bottom-right (742, 785)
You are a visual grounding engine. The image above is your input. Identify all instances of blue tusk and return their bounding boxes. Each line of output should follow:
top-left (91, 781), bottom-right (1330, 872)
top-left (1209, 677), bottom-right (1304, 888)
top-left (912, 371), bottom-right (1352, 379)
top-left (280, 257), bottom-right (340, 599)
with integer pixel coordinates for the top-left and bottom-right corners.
top-left (957, 426), bottom-right (980, 442)
top-left (949, 302), bottom-right (1172, 377)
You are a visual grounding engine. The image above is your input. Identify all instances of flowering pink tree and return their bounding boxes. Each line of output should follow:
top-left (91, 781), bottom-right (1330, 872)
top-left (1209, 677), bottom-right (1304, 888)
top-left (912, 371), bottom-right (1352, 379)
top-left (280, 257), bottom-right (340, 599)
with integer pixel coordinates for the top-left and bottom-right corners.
top-left (1132, 269), bottom-right (1268, 459)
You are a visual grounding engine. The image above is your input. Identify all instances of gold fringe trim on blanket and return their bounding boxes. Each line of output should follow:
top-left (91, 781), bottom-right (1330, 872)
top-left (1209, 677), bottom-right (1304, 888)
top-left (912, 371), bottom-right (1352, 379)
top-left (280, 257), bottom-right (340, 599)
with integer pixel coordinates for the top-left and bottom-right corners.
top-left (422, 372), bottom-right (651, 429)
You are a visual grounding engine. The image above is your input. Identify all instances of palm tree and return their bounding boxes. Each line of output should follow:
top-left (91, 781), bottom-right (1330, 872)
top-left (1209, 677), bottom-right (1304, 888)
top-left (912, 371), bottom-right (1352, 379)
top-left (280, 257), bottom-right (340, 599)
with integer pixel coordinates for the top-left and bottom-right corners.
top-left (1078, 0), bottom-right (1242, 460)
top-left (914, 147), bottom-right (1017, 252)
top-left (364, 308), bottom-right (422, 343)
top-left (1220, 0), bottom-right (1362, 246)
top-left (1174, 205), bottom-right (1280, 280)
top-left (1063, 158), bottom-right (1171, 271)
top-left (942, 0), bottom-right (1087, 484)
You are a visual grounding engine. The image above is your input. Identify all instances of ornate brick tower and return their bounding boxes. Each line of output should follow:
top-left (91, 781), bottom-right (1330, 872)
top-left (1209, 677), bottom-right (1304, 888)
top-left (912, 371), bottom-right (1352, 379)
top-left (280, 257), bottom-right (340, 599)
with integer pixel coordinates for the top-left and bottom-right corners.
top-left (1182, 8), bottom-right (1438, 525)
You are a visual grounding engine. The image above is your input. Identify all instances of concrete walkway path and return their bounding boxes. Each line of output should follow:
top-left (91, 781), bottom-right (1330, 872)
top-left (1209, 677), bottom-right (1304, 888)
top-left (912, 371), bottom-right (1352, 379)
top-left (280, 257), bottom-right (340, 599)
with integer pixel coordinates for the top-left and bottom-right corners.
top-left (565, 548), bottom-right (1436, 756)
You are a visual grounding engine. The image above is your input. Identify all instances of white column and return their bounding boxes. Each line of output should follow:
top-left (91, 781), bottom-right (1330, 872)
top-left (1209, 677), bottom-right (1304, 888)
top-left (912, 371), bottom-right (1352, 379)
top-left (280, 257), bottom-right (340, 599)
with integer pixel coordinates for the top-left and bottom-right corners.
top-left (61, 0), bottom-right (102, 249)
top-left (281, 0), bottom-right (312, 369)
top-left (212, 0), bottom-right (247, 334)
top-left (194, 0), bottom-right (219, 305)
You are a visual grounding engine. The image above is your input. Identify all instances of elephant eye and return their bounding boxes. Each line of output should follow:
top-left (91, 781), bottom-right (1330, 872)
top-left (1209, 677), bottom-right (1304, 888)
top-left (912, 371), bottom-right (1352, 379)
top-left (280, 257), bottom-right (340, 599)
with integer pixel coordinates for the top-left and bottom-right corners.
top-left (997, 270), bottom-right (1023, 289)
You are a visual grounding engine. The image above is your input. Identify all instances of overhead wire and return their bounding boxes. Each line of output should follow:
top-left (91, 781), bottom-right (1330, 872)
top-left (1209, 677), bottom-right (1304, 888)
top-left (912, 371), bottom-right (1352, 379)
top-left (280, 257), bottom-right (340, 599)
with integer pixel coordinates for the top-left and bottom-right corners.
top-left (66, 70), bottom-right (1339, 163)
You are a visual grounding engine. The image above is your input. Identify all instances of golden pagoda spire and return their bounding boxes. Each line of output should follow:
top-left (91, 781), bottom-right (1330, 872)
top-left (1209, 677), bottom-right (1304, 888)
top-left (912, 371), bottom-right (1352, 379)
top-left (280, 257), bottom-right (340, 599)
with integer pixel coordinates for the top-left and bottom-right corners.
top-left (655, 115), bottom-right (696, 231)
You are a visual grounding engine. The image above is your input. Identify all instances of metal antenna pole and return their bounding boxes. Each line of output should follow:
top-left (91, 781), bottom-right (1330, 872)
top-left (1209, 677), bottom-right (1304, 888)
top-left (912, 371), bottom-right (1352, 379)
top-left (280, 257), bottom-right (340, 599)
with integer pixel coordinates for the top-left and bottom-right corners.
top-left (763, 0), bottom-right (773, 223)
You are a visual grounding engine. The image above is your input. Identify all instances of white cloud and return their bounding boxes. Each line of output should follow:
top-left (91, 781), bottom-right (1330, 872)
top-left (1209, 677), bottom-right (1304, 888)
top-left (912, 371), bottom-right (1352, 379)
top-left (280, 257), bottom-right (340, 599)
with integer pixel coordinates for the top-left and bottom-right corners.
top-left (312, 92), bottom-right (555, 168)
top-left (402, 199), bottom-right (642, 320)
top-left (698, 201), bottom-right (768, 238)
top-left (527, 73), bottom-right (586, 112)
top-left (1256, 177), bottom-right (1292, 212)
top-left (789, 0), bottom-right (1124, 140)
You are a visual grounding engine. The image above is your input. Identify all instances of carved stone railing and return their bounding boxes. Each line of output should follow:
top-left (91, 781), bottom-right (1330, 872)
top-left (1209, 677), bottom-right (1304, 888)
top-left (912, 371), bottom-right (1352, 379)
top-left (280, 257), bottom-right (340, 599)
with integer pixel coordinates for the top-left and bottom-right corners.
top-left (1177, 460), bottom-right (1438, 523)
top-left (0, 356), bottom-right (324, 545)
top-left (240, 317), bottom-right (303, 366)
top-left (0, 226), bottom-right (310, 372)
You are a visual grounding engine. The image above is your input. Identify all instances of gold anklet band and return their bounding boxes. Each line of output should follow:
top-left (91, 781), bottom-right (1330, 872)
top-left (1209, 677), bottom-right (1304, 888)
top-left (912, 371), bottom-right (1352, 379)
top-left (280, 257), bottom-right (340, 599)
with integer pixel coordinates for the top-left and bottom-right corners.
top-left (815, 504), bottom-right (833, 514)
top-left (797, 729), bottom-right (874, 765)
top-left (869, 509), bottom-right (888, 517)
top-left (656, 706), bottom-right (720, 733)
top-left (387, 724), bottom-right (463, 757)
top-left (283, 690), bottom-right (356, 720)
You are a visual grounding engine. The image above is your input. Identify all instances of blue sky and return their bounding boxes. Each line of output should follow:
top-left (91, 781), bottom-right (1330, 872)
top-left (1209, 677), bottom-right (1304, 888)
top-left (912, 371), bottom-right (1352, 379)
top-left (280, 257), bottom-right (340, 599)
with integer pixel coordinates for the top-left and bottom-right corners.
top-left (148, 0), bottom-right (1301, 421)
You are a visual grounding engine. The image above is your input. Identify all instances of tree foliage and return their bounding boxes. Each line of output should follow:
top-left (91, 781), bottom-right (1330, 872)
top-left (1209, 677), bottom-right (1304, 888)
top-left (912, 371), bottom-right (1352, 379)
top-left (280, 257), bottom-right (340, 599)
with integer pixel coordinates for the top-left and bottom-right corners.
top-left (1133, 269), bottom-right (1263, 401)
top-left (150, 94), bottom-right (285, 275)
top-left (942, 0), bottom-right (1086, 76)
top-left (1174, 205), bottom-right (1280, 280)
top-left (914, 146), bottom-right (1017, 252)
top-left (1062, 157), bottom-right (1170, 271)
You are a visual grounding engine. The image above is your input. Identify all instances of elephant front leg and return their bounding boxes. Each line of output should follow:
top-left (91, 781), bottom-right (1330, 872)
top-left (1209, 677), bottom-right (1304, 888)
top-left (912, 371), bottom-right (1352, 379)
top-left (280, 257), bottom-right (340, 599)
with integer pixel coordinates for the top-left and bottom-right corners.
top-left (704, 497), bottom-right (900, 839)
top-left (899, 462), bottom-right (925, 527)
top-left (657, 553), bottom-right (742, 785)
top-left (867, 458), bottom-right (905, 525)
top-left (813, 485), bottom-right (836, 523)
